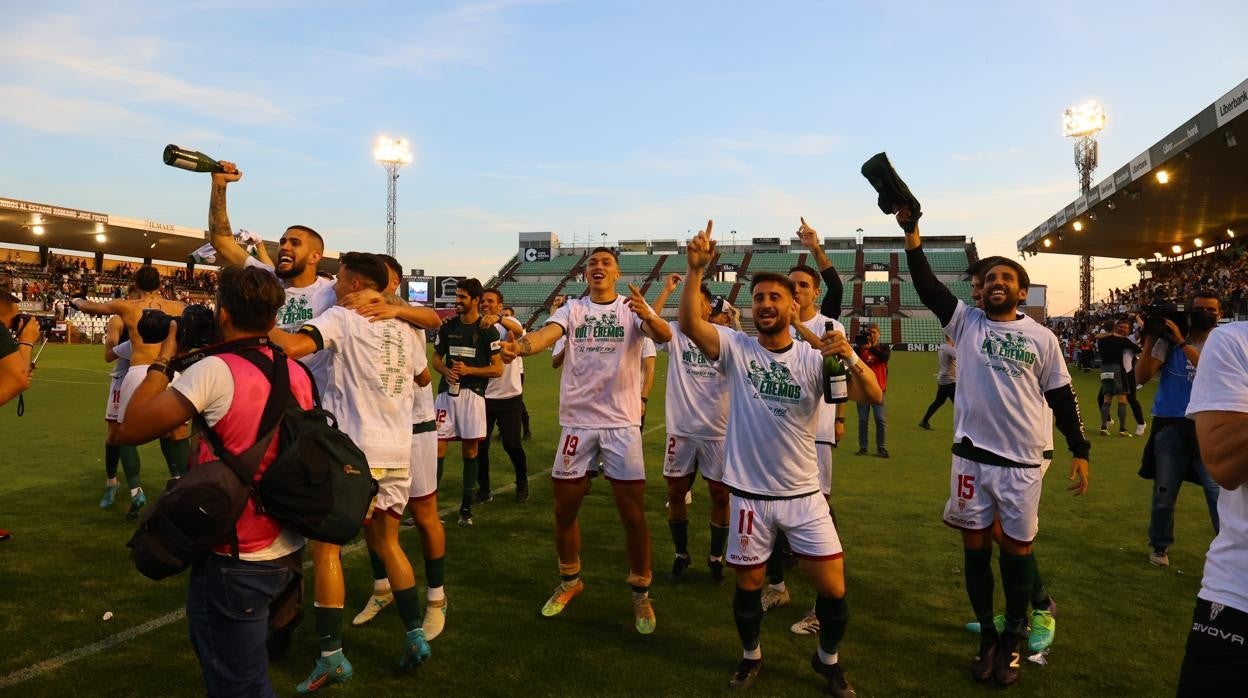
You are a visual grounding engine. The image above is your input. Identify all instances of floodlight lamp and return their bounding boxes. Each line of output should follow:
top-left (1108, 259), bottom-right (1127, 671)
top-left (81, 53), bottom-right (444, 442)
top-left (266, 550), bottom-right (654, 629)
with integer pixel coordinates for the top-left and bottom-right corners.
top-left (1195, 238), bottom-right (1203, 248)
top-left (1063, 100), bottom-right (1107, 137)
top-left (1042, 238), bottom-right (1052, 248)
top-left (1156, 170), bottom-right (1170, 184)
top-left (96, 233), bottom-right (107, 243)
top-left (1172, 244), bottom-right (1182, 254)
top-left (32, 225), bottom-right (44, 235)
top-left (1228, 229), bottom-right (1236, 238)
top-left (95, 222), bottom-right (106, 234)
top-left (1072, 221), bottom-right (1083, 232)
top-left (373, 136), bottom-right (413, 165)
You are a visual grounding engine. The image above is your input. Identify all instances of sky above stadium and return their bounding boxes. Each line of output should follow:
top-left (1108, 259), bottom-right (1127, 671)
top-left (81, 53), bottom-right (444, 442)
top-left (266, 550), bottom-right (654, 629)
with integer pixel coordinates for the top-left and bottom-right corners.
top-left (1, 0), bottom-right (1246, 313)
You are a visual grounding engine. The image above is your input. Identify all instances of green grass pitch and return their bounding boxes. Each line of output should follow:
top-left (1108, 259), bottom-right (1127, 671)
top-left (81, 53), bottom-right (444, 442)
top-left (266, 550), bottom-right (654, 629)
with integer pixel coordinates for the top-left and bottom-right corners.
top-left (0, 345), bottom-right (1215, 696)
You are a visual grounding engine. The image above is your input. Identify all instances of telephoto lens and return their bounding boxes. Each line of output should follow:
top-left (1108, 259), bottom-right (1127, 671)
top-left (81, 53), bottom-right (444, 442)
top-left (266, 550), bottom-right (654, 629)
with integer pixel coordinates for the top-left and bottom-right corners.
top-left (136, 310), bottom-right (174, 344)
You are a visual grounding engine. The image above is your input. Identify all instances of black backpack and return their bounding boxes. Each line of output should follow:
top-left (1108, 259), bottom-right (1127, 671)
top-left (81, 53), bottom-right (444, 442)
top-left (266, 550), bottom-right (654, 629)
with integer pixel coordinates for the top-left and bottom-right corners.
top-left (128, 339), bottom-right (376, 580)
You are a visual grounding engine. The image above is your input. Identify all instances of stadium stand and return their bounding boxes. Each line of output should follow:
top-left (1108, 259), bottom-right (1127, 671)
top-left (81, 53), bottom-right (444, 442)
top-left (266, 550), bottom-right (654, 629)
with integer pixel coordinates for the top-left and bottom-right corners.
top-left (716, 252), bottom-right (746, 267)
top-left (863, 251), bottom-right (891, 268)
top-left (617, 254), bottom-right (661, 276)
top-left (746, 252), bottom-right (801, 272)
top-left (512, 255), bottom-right (582, 276)
top-left (897, 249), bottom-right (969, 273)
top-left (659, 254), bottom-right (690, 274)
top-left (561, 281), bottom-right (587, 298)
top-left (496, 281), bottom-right (561, 306)
top-left (900, 316), bottom-right (944, 344)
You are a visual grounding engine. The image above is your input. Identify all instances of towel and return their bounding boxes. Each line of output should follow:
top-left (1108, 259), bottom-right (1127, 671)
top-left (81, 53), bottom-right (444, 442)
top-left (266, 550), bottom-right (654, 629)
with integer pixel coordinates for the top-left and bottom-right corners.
top-left (190, 229), bottom-right (264, 264)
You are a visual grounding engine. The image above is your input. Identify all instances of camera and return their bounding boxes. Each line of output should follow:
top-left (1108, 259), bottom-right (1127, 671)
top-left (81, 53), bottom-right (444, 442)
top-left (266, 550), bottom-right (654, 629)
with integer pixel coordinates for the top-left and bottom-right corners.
top-left (1139, 301), bottom-right (1188, 340)
top-left (855, 328), bottom-right (872, 346)
top-left (137, 306), bottom-right (218, 351)
top-left (10, 313), bottom-right (55, 335)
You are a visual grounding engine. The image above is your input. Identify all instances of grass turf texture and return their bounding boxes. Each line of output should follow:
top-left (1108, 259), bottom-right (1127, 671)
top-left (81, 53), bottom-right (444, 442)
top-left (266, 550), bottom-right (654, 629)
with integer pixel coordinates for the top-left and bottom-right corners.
top-left (0, 345), bottom-right (1215, 696)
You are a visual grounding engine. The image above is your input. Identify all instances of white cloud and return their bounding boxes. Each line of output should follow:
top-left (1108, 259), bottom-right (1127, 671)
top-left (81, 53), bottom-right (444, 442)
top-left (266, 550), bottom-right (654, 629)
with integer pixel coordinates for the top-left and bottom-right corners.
top-left (0, 85), bottom-right (149, 135)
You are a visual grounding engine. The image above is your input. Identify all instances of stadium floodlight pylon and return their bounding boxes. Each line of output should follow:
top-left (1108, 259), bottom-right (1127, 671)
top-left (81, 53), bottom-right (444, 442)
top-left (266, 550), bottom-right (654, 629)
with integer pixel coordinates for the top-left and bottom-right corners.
top-left (1063, 100), bottom-right (1106, 312)
top-left (373, 136), bottom-right (413, 258)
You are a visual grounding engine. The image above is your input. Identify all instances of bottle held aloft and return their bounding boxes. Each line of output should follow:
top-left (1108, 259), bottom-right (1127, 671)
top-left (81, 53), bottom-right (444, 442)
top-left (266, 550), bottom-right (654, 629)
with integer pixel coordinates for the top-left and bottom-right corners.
top-left (162, 144), bottom-right (225, 173)
top-left (822, 321), bottom-right (848, 404)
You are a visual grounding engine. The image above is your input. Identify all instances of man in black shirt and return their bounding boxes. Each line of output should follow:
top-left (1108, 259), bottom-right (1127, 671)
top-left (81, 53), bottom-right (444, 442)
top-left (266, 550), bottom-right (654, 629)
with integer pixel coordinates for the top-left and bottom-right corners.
top-left (1096, 319), bottom-right (1140, 437)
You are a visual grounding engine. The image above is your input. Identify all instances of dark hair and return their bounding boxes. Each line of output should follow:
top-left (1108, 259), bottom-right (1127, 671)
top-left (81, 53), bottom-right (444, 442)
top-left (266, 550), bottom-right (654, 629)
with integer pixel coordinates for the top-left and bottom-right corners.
top-left (216, 266), bottom-right (285, 333)
top-left (378, 254), bottom-right (402, 278)
top-left (503, 306), bottom-right (515, 314)
top-left (134, 265), bottom-right (161, 292)
top-left (338, 252), bottom-right (389, 291)
top-left (981, 258), bottom-right (1030, 290)
top-left (750, 272), bottom-right (796, 296)
top-left (788, 264), bottom-right (821, 288)
top-left (483, 287), bottom-right (503, 303)
top-left (0, 289), bottom-right (17, 309)
top-left (285, 225), bottom-right (324, 250)
top-left (457, 278), bottom-right (485, 299)
top-left (1191, 290), bottom-right (1221, 307)
top-left (966, 255), bottom-right (1009, 282)
top-left (589, 246), bottom-right (618, 260)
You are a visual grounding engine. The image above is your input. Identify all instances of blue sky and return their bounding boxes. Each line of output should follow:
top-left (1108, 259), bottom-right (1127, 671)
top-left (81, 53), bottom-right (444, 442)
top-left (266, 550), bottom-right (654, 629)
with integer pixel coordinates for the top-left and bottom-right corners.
top-left (1, 0), bottom-right (1245, 313)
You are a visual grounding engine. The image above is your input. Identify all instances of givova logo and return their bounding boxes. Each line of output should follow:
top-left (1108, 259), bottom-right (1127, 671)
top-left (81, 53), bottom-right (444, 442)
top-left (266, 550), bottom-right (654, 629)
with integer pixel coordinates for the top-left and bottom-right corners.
top-left (746, 359), bottom-right (802, 405)
top-left (979, 330), bottom-right (1037, 377)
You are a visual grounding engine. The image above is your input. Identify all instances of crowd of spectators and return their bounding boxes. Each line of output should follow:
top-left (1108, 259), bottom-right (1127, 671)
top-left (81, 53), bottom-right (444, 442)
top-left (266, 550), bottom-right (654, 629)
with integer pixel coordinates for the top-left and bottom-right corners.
top-left (1, 252), bottom-right (217, 314)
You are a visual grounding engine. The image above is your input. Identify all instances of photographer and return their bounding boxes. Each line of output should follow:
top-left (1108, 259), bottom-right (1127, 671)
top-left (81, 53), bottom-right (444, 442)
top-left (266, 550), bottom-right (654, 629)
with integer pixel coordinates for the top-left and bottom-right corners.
top-left (0, 290), bottom-right (39, 407)
top-left (853, 323), bottom-right (891, 458)
top-left (1135, 292), bottom-right (1222, 567)
top-left (113, 266), bottom-right (312, 697)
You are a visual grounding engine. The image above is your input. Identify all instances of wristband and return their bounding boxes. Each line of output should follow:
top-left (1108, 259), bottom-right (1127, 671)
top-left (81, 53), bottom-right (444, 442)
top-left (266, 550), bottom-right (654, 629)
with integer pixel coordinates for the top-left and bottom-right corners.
top-left (844, 351), bottom-right (860, 367)
top-left (147, 363), bottom-right (172, 379)
top-left (18, 341), bottom-right (34, 348)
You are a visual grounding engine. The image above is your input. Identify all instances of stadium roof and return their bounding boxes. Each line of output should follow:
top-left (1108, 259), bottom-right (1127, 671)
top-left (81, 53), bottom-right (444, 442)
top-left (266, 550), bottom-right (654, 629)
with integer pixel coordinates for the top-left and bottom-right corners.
top-left (1018, 77), bottom-right (1248, 260)
top-left (0, 196), bottom-right (340, 271)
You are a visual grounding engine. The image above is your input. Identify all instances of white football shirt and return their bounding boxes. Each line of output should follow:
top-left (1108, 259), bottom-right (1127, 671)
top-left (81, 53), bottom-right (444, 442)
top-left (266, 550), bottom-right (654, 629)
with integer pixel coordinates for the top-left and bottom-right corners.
top-left (304, 307), bottom-right (423, 469)
top-left (657, 321), bottom-right (728, 439)
top-left (944, 301), bottom-right (1070, 465)
top-left (245, 257), bottom-right (337, 386)
top-left (717, 327), bottom-right (824, 496)
top-left (792, 313), bottom-right (846, 444)
top-left (1185, 323), bottom-right (1245, 612)
top-left (545, 295), bottom-right (646, 428)
top-left (485, 322), bottom-right (523, 400)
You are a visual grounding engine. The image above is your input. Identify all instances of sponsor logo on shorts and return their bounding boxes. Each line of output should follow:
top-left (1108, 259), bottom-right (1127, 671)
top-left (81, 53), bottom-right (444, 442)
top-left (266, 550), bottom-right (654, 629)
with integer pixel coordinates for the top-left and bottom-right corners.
top-left (1192, 622), bottom-right (1245, 645)
top-left (554, 468), bottom-right (579, 477)
top-left (729, 553), bottom-right (760, 564)
top-left (1212, 603), bottom-right (1225, 621)
top-left (947, 515), bottom-right (978, 527)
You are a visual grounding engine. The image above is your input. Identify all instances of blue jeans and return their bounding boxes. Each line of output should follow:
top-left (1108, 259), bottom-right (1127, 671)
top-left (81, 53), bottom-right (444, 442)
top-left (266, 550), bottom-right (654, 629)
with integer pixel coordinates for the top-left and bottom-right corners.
top-left (857, 395), bottom-right (887, 451)
top-left (187, 552), bottom-right (299, 697)
top-left (1148, 422), bottom-right (1220, 551)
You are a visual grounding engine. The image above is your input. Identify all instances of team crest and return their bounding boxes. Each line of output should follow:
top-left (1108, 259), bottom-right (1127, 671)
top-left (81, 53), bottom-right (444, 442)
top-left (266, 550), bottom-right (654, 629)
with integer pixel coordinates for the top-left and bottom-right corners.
top-left (1211, 602), bottom-right (1225, 621)
top-left (957, 500), bottom-right (966, 511)
top-left (739, 535), bottom-right (750, 552)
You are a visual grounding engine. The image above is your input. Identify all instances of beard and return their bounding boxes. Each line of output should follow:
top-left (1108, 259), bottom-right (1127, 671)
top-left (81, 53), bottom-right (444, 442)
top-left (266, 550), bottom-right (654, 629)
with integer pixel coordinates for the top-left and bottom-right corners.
top-left (982, 288), bottom-right (1019, 316)
top-left (274, 258), bottom-right (306, 280)
top-left (754, 314), bottom-right (787, 336)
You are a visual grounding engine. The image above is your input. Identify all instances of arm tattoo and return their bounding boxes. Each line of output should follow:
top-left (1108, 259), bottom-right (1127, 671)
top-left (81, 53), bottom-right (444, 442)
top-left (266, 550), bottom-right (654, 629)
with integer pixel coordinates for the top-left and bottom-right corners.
top-left (209, 183), bottom-right (232, 239)
top-left (518, 336), bottom-right (533, 356)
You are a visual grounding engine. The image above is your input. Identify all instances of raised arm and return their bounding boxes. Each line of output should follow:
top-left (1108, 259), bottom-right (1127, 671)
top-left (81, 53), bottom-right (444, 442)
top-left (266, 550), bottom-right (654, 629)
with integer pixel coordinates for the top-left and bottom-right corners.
top-left (627, 283), bottom-right (672, 343)
top-left (797, 218), bottom-right (844, 317)
top-left (652, 273), bottom-right (682, 314)
top-left (71, 297), bottom-right (128, 317)
top-left (899, 211), bottom-right (958, 325)
top-left (679, 221), bottom-right (722, 360)
top-left (207, 162), bottom-right (250, 268)
top-left (500, 322), bottom-right (564, 363)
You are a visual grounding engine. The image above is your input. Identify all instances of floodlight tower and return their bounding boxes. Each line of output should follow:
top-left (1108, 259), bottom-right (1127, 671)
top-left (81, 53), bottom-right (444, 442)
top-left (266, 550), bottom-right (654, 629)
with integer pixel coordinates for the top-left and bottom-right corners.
top-left (1063, 101), bottom-right (1106, 311)
top-left (373, 136), bottom-right (413, 257)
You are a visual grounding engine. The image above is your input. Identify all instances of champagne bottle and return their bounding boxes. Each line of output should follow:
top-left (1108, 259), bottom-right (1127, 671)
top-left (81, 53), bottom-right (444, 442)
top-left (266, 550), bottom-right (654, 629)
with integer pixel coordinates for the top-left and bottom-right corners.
top-left (162, 144), bottom-right (225, 173)
top-left (447, 358), bottom-right (461, 396)
top-left (822, 321), bottom-right (848, 404)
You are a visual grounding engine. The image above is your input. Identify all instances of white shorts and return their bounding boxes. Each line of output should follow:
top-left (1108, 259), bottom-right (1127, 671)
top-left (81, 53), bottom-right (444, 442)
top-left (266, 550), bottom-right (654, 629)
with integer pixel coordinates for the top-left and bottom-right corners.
top-left (942, 454), bottom-right (1049, 543)
top-left (552, 427), bottom-right (645, 483)
top-left (725, 492), bottom-right (843, 568)
top-left (105, 374), bottom-right (125, 422)
top-left (371, 467), bottom-right (412, 518)
top-left (435, 391), bottom-right (487, 441)
top-left (816, 443), bottom-right (834, 496)
top-left (662, 435), bottom-right (725, 482)
top-left (409, 425), bottom-right (438, 500)
top-left (115, 365), bottom-right (148, 423)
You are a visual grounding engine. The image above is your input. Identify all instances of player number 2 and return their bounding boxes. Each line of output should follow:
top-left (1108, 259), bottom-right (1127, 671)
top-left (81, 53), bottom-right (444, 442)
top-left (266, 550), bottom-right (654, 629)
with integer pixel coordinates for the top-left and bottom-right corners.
top-left (957, 474), bottom-right (976, 499)
top-left (436, 409), bottom-right (447, 425)
top-left (666, 437), bottom-right (676, 457)
top-left (562, 435), bottom-right (580, 456)
top-left (737, 509), bottom-right (754, 535)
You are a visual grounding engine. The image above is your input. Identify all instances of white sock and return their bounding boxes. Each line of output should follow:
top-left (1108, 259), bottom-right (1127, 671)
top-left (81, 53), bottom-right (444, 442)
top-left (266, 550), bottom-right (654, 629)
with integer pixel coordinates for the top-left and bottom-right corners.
top-left (743, 646), bottom-right (762, 660)
top-left (321, 648), bottom-right (342, 659)
top-left (427, 586), bottom-right (446, 602)
top-left (769, 582), bottom-right (786, 593)
top-left (675, 553), bottom-right (689, 560)
top-left (708, 555), bottom-right (722, 563)
top-left (817, 647), bottom-right (838, 666)
top-left (373, 579), bottom-right (391, 594)
top-left (129, 487), bottom-right (141, 497)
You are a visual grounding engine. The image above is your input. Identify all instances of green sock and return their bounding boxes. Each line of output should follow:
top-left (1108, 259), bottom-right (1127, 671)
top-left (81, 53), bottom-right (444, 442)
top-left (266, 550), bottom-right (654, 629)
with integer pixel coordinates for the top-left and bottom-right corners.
top-left (120, 446), bottom-right (142, 489)
top-left (159, 437), bottom-right (190, 478)
top-left (1031, 562), bottom-right (1052, 610)
top-left (369, 549), bottom-right (388, 584)
top-left (733, 587), bottom-right (764, 652)
top-left (314, 606), bottom-right (343, 653)
top-left (393, 586), bottom-right (423, 632)
top-left (999, 552), bottom-right (1036, 635)
top-left (425, 556), bottom-right (446, 589)
top-left (436, 457), bottom-right (445, 485)
top-left (462, 457), bottom-right (479, 501)
top-left (963, 547), bottom-right (995, 635)
top-left (709, 523), bottom-right (729, 559)
top-left (105, 444), bottom-right (121, 479)
top-left (669, 518), bottom-right (689, 556)
top-left (815, 594), bottom-right (849, 656)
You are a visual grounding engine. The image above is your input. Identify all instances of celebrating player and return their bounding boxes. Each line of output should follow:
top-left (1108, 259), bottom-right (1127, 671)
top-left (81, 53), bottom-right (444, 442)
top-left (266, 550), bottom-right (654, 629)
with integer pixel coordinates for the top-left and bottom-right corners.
top-left (476, 288), bottom-right (530, 503)
top-left (902, 207), bottom-right (1089, 687)
top-left (499, 247), bottom-right (672, 634)
top-left (681, 221), bottom-right (880, 695)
